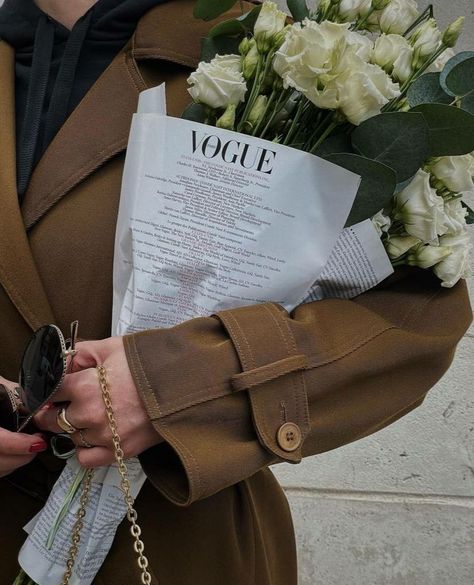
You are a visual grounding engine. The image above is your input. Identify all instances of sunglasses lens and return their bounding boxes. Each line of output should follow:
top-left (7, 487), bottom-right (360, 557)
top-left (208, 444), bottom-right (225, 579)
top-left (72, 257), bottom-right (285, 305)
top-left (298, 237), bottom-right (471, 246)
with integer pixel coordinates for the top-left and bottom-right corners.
top-left (19, 325), bottom-right (65, 413)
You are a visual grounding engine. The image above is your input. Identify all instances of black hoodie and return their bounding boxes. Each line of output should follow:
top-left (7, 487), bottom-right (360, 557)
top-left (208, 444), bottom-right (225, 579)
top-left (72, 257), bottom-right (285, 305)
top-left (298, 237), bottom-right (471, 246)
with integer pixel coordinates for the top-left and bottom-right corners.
top-left (0, 0), bottom-right (170, 200)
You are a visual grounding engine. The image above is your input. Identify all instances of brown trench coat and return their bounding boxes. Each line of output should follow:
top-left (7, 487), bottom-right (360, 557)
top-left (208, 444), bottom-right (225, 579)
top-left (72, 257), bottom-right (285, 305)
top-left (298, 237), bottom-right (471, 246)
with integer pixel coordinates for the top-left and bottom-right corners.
top-left (0, 1), bottom-right (472, 583)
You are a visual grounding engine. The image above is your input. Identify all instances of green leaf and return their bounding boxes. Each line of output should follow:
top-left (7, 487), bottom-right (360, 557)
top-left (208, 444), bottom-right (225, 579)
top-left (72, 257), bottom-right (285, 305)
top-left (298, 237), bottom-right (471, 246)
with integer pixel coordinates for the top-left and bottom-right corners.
top-left (312, 133), bottom-right (352, 158)
top-left (325, 153), bottom-right (397, 227)
top-left (181, 103), bottom-right (207, 123)
top-left (351, 112), bottom-right (430, 183)
top-left (287, 0), bottom-right (309, 21)
top-left (209, 5), bottom-right (262, 37)
top-left (440, 51), bottom-right (474, 96)
top-left (200, 35), bottom-right (241, 62)
top-left (194, 0), bottom-right (239, 21)
top-left (462, 201), bottom-right (474, 225)
top-left (444, 56), bottom-right (474, 98)
top-left (411, 103), bottom-right (474, 156)
top-left (407, 73), bottom-right (452, 107)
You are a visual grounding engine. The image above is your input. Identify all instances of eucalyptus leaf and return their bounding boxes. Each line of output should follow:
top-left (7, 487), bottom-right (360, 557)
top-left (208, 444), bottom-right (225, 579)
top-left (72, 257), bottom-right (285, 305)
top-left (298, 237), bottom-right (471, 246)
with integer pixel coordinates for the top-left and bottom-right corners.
top-left (287, 0), bottom-right (309, 21)
top-left (201, 35), bottom-right (242, 62)
top-left (312, 133), bottom-right (352, 158)
top-left (462, 201), bottom-right (474, 225)
top-left (440, 51), bottom-right (474, 96)
top-left (444, 56), bottom-right (474, 98)
top-left (351, 112), bottom-right (429, 183)
top-left (461, 91), bottom-right (474, 115)
top-left (407, 73), bottom-right (452, 107)
top-left (194, 0), bottom-right (239, 21)
top-left (209, 5), bottom-right (262, 37)
top-left (325, 153), bottom-right (397, 227)
top-left (411, 103), bottom-right (474, 156)
top-left (181, 103), bottom-right (207, 123)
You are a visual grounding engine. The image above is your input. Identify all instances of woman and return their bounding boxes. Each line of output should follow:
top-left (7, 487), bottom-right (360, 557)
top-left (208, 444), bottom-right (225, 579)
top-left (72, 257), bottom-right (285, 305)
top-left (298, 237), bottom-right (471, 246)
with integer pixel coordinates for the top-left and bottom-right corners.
top-left (0, 0), bottom-right (471, 583)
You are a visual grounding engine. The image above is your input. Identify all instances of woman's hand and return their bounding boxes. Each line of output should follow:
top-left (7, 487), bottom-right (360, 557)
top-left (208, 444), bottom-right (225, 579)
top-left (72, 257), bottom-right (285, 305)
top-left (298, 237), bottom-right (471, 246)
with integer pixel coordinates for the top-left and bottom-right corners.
top-left (0, 376), bottom-right (47, 478)
top-left (33, 337), bottom-right (163, 468)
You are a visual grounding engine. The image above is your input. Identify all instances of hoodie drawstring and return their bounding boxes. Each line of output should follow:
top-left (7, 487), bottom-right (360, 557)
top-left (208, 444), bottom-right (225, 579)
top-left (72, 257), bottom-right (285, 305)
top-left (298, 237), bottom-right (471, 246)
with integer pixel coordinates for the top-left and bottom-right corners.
top-left (17, 12), bottom-right (93, 200)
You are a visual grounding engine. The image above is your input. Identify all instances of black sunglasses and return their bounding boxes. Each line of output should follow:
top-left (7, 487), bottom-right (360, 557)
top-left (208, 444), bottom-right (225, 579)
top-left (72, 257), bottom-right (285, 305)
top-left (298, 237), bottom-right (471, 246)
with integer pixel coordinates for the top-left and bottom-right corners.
top-left (17, 321), bottom-right (78, 432)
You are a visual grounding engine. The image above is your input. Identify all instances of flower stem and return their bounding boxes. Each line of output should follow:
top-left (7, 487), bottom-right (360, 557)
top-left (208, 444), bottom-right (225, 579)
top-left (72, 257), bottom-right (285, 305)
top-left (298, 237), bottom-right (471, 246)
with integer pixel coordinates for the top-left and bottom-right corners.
top-left (252, 88), bottom-right (277, 136)
top-left (259, 88), bottom-right (292, 139)
top-left (283, 96), bottom-right (307, 145)
top-left (309, 121), bottom-right (340, 154)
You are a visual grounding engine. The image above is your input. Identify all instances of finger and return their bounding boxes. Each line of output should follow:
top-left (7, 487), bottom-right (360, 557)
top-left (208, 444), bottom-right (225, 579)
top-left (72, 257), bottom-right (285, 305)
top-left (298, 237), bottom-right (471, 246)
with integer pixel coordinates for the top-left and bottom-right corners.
top-left (69, 340), bottom-right (106, 374)
top-left (70, 428), bottom-right (109, 449)
top-left (77, 446), bottom-right (115, 468)
top-left (0, 428), bottom-right (47, 455)
top-left (33, 406), bottom-right (65, 434)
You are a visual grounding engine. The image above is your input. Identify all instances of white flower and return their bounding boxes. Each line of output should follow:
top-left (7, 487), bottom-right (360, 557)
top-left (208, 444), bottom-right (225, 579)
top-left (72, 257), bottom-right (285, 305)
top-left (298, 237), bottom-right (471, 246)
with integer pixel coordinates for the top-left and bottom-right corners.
top-left (373, 34), bottom-right (410, 69)
top-left (394, 169), bottom-right (449, 243)
top-left (187, 55), bottom-right (247, 109)
top-left (372, 209), bottom-right (392, 236)
top-left (407, 242), bottom-right (452, 268)
top-left (274, 20), bottom-right (397, 125)
top-left (433, 233), bottom-right (473, 287)
top-left (443, 199), bottom-right (469, 235)
top-left (386, 234), bottom-right (421, 259)
top-left (254, 1), bottom-right (287, 51)
top-left (329, 53), bottom-right (400, 125)
top-left (392, 48), bottom-right (414, 82)
top-left (370, 0), bottom-right (419, 35)
top-left (428, 48), bottom-right (455, 72)
top-left (411, 19), bottom-right (442, 64)
top-left (373, 33), bottom-right (414, 81)
top-left (430, 155), bottom-right (474, 194)
top-left (338, 0), bottom-right (372, 22)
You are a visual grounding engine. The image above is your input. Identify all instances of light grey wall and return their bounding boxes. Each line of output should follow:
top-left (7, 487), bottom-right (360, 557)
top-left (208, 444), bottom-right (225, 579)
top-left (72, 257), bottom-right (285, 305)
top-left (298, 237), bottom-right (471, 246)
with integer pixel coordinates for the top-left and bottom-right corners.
top-left (271, 5), bottom-right (474, 583)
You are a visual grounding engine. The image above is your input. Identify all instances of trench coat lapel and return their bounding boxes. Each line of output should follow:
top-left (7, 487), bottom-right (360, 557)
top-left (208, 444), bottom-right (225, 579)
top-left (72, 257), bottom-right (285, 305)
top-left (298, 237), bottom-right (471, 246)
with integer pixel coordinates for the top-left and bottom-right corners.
top-left (0, 41), bottom-right (55, 331)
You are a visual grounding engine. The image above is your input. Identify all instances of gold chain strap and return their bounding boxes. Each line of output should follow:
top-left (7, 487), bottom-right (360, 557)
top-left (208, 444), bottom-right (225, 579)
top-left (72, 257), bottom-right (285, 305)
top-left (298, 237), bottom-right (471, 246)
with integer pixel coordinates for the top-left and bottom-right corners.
top-left (60, 365), bottom-right (153, 585)
top-left (97, 364), bottom-right (153, 585)
top-left (60, 468), bottom-right (95, 585)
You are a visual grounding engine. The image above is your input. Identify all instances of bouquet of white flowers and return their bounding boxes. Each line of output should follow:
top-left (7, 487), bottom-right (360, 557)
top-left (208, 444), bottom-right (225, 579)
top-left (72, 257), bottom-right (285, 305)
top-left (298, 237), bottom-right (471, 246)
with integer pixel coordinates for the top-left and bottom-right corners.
top-left (186, 0), bottom-right (474, 287)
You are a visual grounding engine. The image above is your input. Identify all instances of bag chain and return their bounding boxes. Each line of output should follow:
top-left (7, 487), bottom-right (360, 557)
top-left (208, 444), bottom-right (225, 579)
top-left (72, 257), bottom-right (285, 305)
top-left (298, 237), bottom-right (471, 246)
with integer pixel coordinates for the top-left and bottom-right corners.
top-left (61, 365), bottom-right (153, 585)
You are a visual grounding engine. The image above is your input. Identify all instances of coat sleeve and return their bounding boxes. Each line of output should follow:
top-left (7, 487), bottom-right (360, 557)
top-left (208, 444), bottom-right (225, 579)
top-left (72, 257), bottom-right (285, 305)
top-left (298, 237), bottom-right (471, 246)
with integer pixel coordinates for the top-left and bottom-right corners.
top-left (123, 268), bottom-right (472, 506)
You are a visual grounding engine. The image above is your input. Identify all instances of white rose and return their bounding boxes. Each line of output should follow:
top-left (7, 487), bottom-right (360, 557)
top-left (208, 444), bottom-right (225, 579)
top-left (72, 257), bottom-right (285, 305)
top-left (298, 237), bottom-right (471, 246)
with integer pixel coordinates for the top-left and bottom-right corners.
top-left (407, 242), bottom-right (452, 269)
top-left (338, 0), bottom-right (372, 22)
top-left (373, 34), bottom-right (411, 70)
top-left (372, 209), bottom-right (392, 235)
top-left (411, 19), bottom-right (441, 64)
top-left (386, 234), bottom-right (421, 259)
top-left (371, 0), bottom-right (419, 35)
top-left (254, 1), bottom-right (287, 51)
top-left (394, 169), bottom-right (449, 243)
top-left (428, 48), bottom-right (455, 72)
top-left (187, 55), bottom-right (247, 109)
top-left (433, 233), bottom-right (473, 287)
top-left (443, 199), bottom-right (469, 235)
top-left (430, 155), bottom-right (474, 194)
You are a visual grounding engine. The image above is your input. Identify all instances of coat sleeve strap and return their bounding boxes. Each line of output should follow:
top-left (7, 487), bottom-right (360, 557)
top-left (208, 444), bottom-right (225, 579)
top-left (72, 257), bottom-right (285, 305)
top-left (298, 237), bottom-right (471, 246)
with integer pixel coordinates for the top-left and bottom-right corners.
top-left (213, 302), bottom-right (310, 463)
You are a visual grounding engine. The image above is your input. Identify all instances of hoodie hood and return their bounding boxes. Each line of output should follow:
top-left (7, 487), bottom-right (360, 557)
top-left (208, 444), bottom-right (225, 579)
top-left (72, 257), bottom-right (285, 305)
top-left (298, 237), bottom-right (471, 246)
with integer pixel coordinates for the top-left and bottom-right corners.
top-left (0, 0), bottom-right (170, 200)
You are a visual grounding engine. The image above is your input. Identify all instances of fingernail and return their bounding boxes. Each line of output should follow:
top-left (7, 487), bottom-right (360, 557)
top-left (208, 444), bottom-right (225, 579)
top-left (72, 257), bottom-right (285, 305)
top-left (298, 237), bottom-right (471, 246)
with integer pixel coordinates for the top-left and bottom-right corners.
top-left (29, 441), bottom-right (47, 453)
top-left (41, 403), bottom-right (54, 411)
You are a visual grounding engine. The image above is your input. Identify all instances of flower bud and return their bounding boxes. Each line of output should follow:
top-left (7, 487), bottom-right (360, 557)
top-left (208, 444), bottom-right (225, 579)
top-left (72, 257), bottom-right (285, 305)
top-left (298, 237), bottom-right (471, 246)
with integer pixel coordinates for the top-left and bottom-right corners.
top-left (239, 37), bottom-right (252, 57)
top-left (242, 42), bottom-right (259, 80)
top-left (254, 1), bottom-right (287, 53)
top-left (272, 25), bottom-right (291, 50)
top-left (411, 19), bottom-right (441, 63)
top-left (216, 104), bottom-right (237, 130)
top-left (372, 0), bottom-right (391, 10)
top-left (442, 16), bottom-right (465, 48)
top-left (247, 95), bottom-right (268, 128)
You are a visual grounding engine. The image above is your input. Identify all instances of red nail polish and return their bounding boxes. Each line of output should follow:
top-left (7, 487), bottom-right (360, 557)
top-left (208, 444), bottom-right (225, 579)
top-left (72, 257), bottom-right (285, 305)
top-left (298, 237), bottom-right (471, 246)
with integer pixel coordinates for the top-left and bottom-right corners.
top-left (29, 441), bottom-right (47, 453)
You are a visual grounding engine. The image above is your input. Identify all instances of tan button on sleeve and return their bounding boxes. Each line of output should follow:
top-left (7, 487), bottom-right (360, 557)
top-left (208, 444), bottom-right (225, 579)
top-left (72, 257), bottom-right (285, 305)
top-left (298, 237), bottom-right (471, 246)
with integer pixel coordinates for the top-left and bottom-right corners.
top-left (124, 269), bottom-right (472, 506)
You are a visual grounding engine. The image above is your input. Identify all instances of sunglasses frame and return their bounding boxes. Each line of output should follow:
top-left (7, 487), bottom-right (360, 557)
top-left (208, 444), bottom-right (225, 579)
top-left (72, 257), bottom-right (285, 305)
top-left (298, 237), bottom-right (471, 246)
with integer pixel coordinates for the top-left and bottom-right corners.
top-left (17, 321), bottom-right (79, 433)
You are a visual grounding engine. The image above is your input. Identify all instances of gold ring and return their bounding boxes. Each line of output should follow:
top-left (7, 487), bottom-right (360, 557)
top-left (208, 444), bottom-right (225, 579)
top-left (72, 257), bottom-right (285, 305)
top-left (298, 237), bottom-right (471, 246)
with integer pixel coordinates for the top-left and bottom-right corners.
top-left (79, 430), bottom-right (93, 449)
top-left (56, 406), bottom-right (78, 435)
